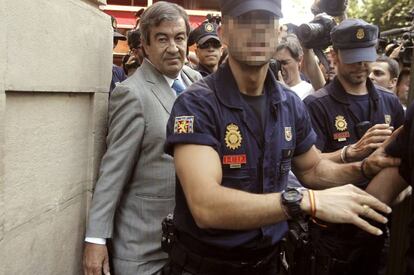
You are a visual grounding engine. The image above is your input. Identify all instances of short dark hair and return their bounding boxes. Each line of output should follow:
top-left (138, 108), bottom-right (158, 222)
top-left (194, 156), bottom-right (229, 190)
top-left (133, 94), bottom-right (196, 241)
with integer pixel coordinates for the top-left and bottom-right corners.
top-left (376, 55), bottom-right (400, 79)
top-left (127, 29), bottom-right (142, 50)
top-left (276, 34), bottom-right (303, 61)
top-left (139, 1), bottom-right (190, 45)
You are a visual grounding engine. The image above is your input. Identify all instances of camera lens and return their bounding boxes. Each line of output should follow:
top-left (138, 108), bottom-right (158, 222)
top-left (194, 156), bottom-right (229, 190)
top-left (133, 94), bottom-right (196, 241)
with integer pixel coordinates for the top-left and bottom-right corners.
top-left (297, 23), bottom-right (325, 44)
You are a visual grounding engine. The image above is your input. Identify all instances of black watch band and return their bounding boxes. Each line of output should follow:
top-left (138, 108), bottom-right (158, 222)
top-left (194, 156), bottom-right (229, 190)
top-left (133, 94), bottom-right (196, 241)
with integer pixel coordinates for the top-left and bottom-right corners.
top-left (281, 187), bottom-right (305, 220)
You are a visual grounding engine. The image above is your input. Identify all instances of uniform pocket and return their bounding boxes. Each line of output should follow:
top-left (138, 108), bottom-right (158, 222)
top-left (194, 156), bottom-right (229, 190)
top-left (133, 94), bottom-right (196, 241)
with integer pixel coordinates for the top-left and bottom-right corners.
top-left (221, 168), bottom-right (254, 191)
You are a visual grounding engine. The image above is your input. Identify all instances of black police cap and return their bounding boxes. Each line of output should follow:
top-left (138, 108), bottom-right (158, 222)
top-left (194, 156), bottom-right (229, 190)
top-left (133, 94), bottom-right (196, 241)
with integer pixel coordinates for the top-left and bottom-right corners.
top-left (331, 19), bottom-right (379, 63)
top-left (219, 0), bottom-right (282, 18)
top-left (189, 22), bottom-right (220, 47)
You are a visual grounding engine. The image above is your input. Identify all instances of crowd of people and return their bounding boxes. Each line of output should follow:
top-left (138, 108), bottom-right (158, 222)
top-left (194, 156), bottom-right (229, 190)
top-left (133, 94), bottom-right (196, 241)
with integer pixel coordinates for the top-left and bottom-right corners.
top-left (83, 1), bottom-right (414, 275)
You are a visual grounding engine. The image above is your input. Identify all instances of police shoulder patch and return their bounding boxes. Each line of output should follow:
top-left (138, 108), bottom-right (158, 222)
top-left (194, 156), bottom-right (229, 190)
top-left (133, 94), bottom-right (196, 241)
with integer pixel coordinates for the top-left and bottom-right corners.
top-left (174, 116), bottom-right (194, 134)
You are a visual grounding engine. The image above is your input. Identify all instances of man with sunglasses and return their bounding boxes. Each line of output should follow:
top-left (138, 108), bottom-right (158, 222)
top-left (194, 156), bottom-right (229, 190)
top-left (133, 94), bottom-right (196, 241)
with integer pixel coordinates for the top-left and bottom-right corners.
top-left (190, 21), bottom-right (223, 76)
top-left (161, 1), bottom-right (400, 274)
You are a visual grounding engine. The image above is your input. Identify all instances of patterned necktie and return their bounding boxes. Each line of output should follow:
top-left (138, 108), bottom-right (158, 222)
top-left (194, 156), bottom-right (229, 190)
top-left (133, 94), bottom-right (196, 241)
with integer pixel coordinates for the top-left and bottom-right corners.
top-left (172, 78), bottom-right (186, 96)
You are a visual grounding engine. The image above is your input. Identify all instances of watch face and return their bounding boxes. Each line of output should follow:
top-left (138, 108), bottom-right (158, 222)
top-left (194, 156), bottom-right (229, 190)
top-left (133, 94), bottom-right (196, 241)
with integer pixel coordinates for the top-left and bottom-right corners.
top-left (284, 189), bottom-right (301, 201)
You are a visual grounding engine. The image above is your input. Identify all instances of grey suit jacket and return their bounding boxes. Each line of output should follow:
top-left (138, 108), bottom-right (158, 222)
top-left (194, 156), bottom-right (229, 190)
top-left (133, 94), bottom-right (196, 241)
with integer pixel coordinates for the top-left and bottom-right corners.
top-left (86, 59), bottom-right (201, 271)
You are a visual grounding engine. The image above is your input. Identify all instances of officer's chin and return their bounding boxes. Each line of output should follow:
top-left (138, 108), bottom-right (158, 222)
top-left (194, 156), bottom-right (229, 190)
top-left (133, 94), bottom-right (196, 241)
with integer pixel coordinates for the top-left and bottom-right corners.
top-left (240, 57), bottom-right (270, 67)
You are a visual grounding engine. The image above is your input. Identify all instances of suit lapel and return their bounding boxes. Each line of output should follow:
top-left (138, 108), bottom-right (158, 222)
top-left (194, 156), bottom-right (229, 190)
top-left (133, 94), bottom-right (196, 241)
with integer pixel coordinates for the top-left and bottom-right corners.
top-left (141, 59), bottom-right (176, 114)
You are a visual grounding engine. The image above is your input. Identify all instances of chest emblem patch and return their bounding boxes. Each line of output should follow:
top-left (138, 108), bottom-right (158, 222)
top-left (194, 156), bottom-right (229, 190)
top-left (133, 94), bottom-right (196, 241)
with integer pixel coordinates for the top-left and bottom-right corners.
top-left (335, 115), bottom-right (348, 132)
top-left (384, 114), bottom-right (391, 125)
top-left (285, 127), bottom-right (292, 142)
top-left (225, 123), bottom-right (242, 150)
top-left (174, 116), bottom-right (194, 134)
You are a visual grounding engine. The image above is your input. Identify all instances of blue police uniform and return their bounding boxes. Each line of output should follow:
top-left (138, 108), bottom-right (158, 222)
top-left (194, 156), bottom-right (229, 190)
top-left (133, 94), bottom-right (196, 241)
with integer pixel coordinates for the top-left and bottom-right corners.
top-left (386, 102), bottom-right (414, 275)
top-left (165, 63), bottom-right (316, 249)
top-left (302, 18), bottom-right (405, 275)
top-left (304, 77), bottom-right (405, 159)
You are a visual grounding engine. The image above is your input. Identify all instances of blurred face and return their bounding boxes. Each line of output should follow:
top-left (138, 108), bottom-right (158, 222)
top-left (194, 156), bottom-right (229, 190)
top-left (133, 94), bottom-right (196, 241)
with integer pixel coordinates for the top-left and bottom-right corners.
top-left (143, 18), bottom-right (187, 78)
top-left (397, 74), bottom-right (410, 105)
top-left (276, 48), bottom-right (301, 87)
top-left (195, 39), bottom-right (222, 70)
top-left (369, 62), bottom-right (394, 90)
top-left (221, 11), bottom-right (279, 66)
top-left (334, 50), bottom-right (372, 86)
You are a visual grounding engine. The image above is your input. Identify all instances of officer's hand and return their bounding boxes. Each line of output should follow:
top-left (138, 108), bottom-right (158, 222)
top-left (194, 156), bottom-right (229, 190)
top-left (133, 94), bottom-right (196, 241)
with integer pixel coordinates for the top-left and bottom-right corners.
top-left (83, 243), bottom-right (110, 275)
top-left (347, 124), bottom-right (394, 161)
top-left (363, 126), bottom-right (403, 177)
top-left (305, 184), bottom-right (392, 235)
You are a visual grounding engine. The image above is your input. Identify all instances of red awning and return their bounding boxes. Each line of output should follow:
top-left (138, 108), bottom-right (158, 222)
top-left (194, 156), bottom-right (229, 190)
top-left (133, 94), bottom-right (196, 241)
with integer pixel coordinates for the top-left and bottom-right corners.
top-left (104, 10), bottom-right (208, 29)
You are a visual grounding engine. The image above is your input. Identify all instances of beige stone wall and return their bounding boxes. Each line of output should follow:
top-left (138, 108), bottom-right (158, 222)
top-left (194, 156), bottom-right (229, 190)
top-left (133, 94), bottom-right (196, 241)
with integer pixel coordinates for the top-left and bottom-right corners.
top-left (0, 0), bottom-right (111, 274)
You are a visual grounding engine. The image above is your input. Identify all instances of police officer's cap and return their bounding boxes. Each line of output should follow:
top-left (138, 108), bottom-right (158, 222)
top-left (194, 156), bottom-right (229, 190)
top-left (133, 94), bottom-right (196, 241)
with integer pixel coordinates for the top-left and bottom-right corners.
top-left (331, 19), bottom-right (378, 64)
top-left (189, 22), bottom-right (220, 47)
top-left (219, 0), bottom-right (282, 18)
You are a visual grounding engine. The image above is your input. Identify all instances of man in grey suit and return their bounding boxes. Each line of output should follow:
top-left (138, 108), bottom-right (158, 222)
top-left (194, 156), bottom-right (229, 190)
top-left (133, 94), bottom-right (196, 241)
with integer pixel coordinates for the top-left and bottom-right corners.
top-left (83, 2), bottom-right (202, 275)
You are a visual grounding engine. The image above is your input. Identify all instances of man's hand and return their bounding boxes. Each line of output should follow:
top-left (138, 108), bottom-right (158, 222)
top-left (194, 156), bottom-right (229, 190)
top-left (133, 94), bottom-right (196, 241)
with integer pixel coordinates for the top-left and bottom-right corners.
top-left (363, 126), bottom-right (403, 177)
top-left (83, 243), bottom-right (110, 275)
top-left (347, 124), bottom-right (394, 161)
top-left (302, 184), bottom-right (392, 235)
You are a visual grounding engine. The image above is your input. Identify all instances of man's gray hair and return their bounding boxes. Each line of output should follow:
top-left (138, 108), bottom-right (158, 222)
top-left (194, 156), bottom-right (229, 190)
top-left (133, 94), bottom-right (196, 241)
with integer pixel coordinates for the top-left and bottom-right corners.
top-left (276, 34), bottom-right (304, 61)
top-left (140, 1), bottom-right (190, 45)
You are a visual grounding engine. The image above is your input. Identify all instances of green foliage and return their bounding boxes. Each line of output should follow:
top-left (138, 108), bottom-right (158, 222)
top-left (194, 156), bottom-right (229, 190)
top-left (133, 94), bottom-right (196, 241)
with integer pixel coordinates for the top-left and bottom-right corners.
top-left (347, 0), bottom-right (413, 31)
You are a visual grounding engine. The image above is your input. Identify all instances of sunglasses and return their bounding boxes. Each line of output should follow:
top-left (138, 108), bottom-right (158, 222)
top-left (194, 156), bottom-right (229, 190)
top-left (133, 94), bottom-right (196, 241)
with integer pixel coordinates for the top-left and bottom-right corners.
top-left (197, 41), bottom-right (222, 49)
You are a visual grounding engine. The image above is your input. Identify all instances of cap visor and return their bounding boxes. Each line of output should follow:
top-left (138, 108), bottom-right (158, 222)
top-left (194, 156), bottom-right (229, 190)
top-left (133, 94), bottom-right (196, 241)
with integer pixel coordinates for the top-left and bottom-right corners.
top-left (230, 2), bottom-right (282, 18)
top-left (339, 47), bottom-right (377, 64)
top-left (114, 31), bottom-right (127, 41)
top-left (197, 35), bottom-right (220, 45)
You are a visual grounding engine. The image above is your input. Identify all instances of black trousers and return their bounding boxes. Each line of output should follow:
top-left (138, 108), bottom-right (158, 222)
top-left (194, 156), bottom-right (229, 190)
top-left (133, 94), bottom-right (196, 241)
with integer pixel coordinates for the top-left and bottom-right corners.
top-left (162, 237), bottom-right (281, 275)
top-left (310, 223), bottom-right (385, 275)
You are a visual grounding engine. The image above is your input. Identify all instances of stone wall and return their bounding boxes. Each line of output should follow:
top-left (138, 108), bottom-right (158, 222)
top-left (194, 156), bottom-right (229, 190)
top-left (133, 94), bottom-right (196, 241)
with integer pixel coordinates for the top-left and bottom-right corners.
top-left (0, 0), bottom-right (111, 274)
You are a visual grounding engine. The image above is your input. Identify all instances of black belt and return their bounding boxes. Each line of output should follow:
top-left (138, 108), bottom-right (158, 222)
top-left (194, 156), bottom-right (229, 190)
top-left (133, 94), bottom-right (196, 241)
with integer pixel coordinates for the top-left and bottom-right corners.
top-left (170, 234), bottom-right (281, 275)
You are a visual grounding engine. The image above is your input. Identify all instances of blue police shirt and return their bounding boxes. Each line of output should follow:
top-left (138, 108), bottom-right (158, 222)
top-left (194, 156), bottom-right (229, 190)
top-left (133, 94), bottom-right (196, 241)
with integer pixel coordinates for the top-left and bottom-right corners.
top-left (165, 63), bottom-right (316, 249)
top-left (304, 77), bottom-right (405, 154)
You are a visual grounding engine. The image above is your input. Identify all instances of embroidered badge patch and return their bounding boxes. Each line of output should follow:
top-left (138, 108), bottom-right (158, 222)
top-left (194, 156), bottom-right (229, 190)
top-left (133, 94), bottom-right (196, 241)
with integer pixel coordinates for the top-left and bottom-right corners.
top-left (335, 115), bottom-right (348, 132)
top-left (356, 28), bottom-right (365, 40)
top-left (174, 116), bottom-right (194, 134)
top-left (333, 131), bottom-right (350, 142)
top-left (225, 123), bottom-right (242, 150)
top-left (384, 114), bottom-right (391, 125)
top-left (285, 127), bottom-right (292, 142)
top-left (223, 154), bottom-right (247, 169)
top-left (205, 23), bottom-right (214, 33)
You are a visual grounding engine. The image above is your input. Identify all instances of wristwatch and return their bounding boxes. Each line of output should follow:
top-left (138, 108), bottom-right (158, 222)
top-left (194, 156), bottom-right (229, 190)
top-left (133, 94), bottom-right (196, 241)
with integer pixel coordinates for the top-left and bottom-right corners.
top-left (281, 187), bottom-right (305, 220)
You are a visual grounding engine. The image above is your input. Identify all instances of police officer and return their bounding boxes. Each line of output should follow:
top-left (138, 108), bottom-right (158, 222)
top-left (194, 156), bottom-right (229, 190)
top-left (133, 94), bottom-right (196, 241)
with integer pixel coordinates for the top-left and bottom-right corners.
top-left (163, 2), bottom-right (397, 275)
top-left (189, 21), bottom-right (222, 76)
top-left (304, 19), bottom-right (405, 275)
top-left (367, 102), bottom-right (414, 275)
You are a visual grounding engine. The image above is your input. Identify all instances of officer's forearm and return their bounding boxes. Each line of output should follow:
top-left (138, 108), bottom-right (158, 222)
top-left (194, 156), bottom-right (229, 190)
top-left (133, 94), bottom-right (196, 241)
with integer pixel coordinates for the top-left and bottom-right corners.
top-left (298, 158), bottom-right (364, 189)
top-left (186, 184), bottom-right (290, 230)
top-left (320, 149), bottom-right (343, 163)
top-left (365, 167), bottom-right (408, 205)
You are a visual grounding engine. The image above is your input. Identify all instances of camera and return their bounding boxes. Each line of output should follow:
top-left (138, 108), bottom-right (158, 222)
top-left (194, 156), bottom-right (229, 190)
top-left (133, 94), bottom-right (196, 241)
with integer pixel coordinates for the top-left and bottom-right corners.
top-left (297, 13), bottom-right (337, 49)
top-left (319, 0), bottom-right (348, 17)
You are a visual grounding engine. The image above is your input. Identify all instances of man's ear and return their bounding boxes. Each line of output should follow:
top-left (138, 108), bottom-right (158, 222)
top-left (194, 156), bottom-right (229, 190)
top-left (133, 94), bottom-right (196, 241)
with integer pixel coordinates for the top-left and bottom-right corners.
top-left (390, 77), bottom-right (398, 90)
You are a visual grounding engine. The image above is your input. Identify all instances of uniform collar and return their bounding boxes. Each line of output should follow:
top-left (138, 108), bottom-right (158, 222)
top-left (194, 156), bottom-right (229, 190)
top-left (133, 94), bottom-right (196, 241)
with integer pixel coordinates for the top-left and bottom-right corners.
top-left (196, 63), bottom-right (212, 77)
top-left (214, 62), bottom-right (286, 109)
top-left (327, 76), bottom-right (379, 105)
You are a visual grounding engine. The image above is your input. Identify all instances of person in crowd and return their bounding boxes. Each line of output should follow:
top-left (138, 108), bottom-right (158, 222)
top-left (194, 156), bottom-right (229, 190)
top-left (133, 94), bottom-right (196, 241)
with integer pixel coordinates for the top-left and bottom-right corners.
top-left (190, 21), bottom-right (222, 76)
top-left (304, 18), bottom-right (405, 275)
top-left (161, 2), bottom-right (399, 274)
top-left (369, 55), bottom-right (400, 93)
top-left (111, 18), bottom-right (127, 93)
top-left (396, 68), bottom-right (411, 109)
top-left (366, 101), bottom-right (414, 275)
top-left (276, 34), bottom-right (314, 99)
top-left (83, 2), bottom-right (201, 275)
